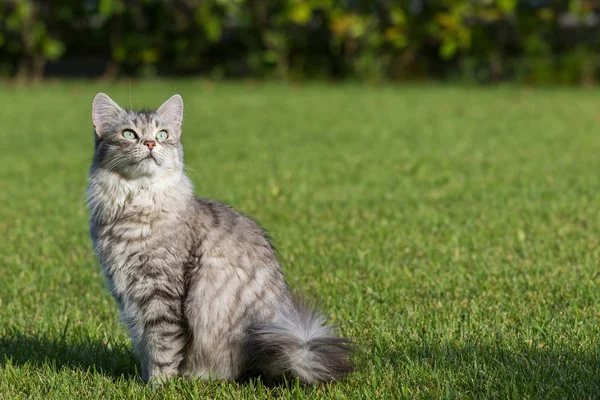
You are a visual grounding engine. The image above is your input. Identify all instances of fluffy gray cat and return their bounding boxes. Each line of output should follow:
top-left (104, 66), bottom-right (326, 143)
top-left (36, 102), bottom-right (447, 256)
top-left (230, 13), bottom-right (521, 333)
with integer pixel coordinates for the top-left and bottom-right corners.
top-left (86, 93), bottom-right (352, 385)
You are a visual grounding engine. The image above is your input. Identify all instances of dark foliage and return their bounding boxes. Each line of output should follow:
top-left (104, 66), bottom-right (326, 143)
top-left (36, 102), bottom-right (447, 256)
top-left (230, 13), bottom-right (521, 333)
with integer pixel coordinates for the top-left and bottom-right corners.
top-left (1, 0), bottom-right (599, 84)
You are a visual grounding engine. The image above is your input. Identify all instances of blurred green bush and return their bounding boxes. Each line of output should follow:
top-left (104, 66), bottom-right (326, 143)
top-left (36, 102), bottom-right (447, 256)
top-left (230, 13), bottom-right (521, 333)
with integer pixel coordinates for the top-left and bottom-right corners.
top-left (1, 0), bottom-right (599, 84)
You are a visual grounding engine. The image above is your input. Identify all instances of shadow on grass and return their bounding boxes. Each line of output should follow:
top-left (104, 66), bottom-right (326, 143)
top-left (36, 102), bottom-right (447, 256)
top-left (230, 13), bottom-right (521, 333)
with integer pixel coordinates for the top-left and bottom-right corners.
top-left (0, 332), bottom-right (321, 388)
top-left (385, 340), bottom-right (600, 397)
top-left (0, 331), bottom-right (138, 381)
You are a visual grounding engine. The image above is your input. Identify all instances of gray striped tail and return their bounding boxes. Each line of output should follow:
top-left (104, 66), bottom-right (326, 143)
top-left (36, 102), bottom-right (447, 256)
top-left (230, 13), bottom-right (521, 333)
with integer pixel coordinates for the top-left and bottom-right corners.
top-left (248, 301), bottom-right (353, 384)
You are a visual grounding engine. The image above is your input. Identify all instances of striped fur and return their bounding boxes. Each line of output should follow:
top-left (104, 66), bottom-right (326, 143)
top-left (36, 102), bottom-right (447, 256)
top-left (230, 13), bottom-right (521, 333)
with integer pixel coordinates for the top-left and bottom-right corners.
top-left (87, 93), bottom-right (352, 384)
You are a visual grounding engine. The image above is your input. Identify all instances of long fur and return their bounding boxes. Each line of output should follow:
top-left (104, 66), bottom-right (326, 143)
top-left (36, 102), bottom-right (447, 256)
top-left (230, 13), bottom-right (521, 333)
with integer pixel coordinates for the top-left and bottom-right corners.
top-left (248, 301), bottom-right (353, 384)
top-left (87, 93), bottom-right (353, 384)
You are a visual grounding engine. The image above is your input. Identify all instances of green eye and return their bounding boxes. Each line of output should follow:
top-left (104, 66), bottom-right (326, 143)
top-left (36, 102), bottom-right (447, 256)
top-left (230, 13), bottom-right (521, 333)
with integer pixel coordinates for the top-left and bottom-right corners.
top-left (156, 130), bottom-right (169, 140)
top-left (122, 129), bottom-right (137, 140)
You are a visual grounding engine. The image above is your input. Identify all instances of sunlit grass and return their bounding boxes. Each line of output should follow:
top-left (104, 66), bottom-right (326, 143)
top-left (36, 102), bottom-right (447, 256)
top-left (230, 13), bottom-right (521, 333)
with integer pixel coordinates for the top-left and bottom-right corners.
top-left (1, 81), bottom-right (599, 398)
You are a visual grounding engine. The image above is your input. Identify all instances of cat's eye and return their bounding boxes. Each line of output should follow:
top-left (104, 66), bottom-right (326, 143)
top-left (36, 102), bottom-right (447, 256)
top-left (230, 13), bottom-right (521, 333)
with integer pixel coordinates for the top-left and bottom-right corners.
top-left (156, 130), bottom-right (169, 140)
top-left (122, 129), bottom-right (137, 140)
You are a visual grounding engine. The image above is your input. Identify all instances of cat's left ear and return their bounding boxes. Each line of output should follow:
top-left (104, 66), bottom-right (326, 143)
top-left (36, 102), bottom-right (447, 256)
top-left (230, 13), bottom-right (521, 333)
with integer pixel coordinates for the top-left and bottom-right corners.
top-left (157, 94), bottom-right (184, 135)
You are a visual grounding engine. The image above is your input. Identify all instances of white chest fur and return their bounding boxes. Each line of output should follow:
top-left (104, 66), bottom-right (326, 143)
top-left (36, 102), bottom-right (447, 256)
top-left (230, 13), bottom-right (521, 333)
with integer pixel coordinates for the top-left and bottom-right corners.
top-left (87, 169), bottom-right (193, 297)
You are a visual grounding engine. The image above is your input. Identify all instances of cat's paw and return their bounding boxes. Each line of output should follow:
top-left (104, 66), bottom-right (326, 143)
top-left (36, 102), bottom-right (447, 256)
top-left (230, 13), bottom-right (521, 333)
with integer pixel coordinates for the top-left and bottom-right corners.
top-left (146, 375), bottom-right (172, 389)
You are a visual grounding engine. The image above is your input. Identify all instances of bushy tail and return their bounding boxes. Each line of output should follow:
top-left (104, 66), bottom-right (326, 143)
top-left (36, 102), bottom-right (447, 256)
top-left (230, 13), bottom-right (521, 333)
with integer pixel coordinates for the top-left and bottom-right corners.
top-left (248, 301), bottom-right (353, 385)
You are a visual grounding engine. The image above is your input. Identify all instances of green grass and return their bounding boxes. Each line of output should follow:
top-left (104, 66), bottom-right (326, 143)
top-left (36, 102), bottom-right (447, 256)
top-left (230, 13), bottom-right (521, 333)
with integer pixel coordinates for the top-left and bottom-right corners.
top-left (1, 81), bottom-right (599, 399)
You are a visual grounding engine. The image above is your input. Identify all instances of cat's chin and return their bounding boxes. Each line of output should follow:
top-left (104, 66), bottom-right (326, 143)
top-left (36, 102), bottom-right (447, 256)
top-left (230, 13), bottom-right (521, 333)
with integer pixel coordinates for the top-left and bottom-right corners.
top-left (134, 156), bottom-right (163, 174)
top-left (115, 160), bottom-right (165, 180)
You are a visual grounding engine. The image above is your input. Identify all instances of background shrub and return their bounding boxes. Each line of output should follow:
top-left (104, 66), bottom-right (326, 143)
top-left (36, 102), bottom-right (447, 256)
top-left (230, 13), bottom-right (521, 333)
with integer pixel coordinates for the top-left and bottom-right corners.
top-left (1, 0), bottom-right (599, 84)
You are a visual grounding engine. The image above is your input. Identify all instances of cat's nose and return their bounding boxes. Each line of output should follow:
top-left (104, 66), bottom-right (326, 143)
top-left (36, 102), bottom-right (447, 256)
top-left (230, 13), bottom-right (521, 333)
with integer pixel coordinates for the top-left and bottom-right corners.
top-left (143, 140), bottom-right (156, 151)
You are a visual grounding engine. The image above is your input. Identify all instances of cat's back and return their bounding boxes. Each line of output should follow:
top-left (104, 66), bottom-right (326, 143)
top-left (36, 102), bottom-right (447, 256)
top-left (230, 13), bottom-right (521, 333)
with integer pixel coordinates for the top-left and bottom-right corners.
top-left (191, 197), bottom-right (278, 267)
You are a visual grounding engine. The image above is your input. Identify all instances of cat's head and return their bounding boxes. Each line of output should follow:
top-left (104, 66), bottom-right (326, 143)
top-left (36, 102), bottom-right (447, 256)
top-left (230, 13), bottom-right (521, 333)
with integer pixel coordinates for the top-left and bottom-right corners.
top-left (91, 93), bottom-right (184, 179)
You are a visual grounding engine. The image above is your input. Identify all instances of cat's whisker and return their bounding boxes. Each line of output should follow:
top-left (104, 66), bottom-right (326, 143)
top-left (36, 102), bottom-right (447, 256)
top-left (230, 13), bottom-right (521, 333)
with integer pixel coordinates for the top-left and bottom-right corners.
top-left (182, 163), bottom-right (195, 173)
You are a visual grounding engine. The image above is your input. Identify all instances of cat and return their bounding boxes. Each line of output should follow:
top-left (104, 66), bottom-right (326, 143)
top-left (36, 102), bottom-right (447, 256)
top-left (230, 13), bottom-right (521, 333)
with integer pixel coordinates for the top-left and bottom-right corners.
top-left (86, 93), bottom-right (352, 385)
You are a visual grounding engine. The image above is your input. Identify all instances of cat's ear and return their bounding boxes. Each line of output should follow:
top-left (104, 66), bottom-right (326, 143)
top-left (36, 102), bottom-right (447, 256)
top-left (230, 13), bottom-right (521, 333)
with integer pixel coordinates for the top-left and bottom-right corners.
top-left (92, 93), bottom-right (125, 138)
top-left (157, 94), bottom-right (184, 134)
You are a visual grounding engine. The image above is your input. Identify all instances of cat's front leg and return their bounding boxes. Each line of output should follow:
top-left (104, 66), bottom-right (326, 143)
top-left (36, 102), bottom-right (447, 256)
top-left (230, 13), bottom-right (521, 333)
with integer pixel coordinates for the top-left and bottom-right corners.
top-left (132, 295), bottom-right (189, 384)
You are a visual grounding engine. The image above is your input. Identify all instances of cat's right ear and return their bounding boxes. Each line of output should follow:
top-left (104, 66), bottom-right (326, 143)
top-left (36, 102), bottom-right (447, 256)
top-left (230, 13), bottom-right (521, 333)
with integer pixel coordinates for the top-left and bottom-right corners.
top-left (92, 93), bottom-right (125, 138)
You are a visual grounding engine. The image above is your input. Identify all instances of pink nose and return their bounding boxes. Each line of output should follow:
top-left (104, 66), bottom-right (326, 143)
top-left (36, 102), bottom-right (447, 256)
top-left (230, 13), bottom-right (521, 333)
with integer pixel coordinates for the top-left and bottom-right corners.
top-left (143, 140), bottom-right (156, 150)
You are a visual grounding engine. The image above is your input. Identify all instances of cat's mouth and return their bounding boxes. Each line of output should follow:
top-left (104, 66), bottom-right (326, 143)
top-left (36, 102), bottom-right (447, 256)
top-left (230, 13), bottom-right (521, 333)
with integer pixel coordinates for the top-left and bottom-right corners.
top-left (144, 153), bottom-right (160, 165)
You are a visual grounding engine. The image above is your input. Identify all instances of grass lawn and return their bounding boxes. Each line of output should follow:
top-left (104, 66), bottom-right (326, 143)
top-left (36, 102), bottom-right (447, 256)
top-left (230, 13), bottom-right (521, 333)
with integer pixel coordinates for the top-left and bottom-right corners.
top-left (0, 81), bottom-right (599, 398)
